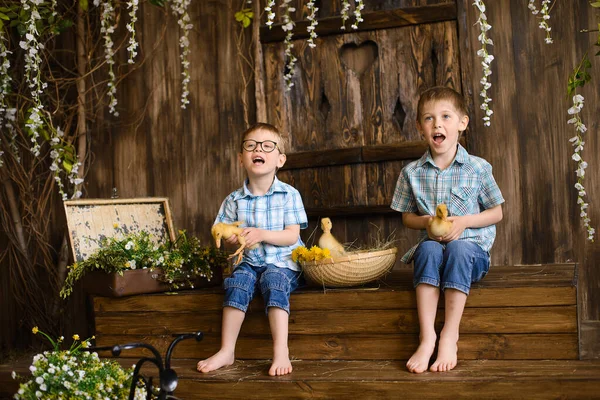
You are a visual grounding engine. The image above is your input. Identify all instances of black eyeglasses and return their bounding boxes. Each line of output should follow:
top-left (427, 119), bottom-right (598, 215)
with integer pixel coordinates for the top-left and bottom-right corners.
top-left (242, 140), bottom-right (279, 153)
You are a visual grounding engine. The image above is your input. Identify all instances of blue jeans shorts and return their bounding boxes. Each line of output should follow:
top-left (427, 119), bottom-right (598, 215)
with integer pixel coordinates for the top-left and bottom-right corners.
top-left (223, 262), bottom-right (302, 314)
top-left (413, 240), bottom-right (490, 295)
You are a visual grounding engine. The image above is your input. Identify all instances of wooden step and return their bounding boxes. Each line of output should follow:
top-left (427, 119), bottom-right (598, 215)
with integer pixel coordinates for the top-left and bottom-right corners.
top-left (4, 358), bottom-right (599, 399)
top-left (147, 359), bottom-right (600, 399)
top-left (92, 264), bottom-right (578, 361)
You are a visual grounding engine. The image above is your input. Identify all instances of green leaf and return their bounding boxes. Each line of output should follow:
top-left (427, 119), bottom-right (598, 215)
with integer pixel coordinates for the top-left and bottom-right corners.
top-left (590, 1), bottom-right (600, 7)
top-left (234, 11), bottom-right (244, 22)
top-left (0, 12), bottom-right (9, 21)
top-left (79, 0), bottom-right (88, 11)
top-left (242, 16), bottom-right (251, 28)
top-left (63, 159), bottom-right (73, 173)
top-left (149, 0), bottom-right (165, 7)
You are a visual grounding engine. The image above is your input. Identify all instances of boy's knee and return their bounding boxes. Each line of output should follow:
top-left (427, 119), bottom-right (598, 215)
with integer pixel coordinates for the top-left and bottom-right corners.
top-left (414, 240), bottom-right (444, 260)
top-left (445, 240), bottom-right (475, 260)
top-left (223, 269), bottom-right (256, 311)
top-left (260, 267), bottom-right (294, 314)
top-left (260, 268), bottom-right (291, 293)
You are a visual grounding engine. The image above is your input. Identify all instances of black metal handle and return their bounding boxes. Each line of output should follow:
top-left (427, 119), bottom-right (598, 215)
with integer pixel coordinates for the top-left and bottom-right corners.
top-left (85, 331), bottom-right (203, 399)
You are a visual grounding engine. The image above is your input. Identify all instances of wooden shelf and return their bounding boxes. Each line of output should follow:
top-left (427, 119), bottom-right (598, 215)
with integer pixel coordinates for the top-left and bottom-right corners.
top-left (305, 205), bottom-right (398, 218)
top-left (281, 141), bottom-right (427, 170)
top-left (281, 138), bottom-right (467, 170)
top-left (260, 4), bottom-right (458, 43)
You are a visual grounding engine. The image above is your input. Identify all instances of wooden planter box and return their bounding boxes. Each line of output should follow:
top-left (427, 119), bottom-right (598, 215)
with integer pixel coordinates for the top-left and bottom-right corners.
top-left (64, 198), bottom-right (222, 297)
top-left (82, 267), bottom-right (222, 297)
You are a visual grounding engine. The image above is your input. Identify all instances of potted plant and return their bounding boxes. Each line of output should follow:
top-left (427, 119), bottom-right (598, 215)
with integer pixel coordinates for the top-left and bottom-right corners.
top-left (12, 327), bottom-right (148, 399)
top-left (60, 230), bottom-right (228, 298)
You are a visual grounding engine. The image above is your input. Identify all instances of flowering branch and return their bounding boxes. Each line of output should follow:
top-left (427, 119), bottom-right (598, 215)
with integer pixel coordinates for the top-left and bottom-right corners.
top-left (96, 0), bottom-right (118, 116)
top-left (0, 30), bottom-right (12, 168)
top-left (20, 0), bottom-right (46, 156)
top-left (281, 0), bottom-right (297, 90)
top-left (306, 0), bottom-right (318, 48)
top-left (567, 54), bottom-right (595, 241)
top-left (351, 0), bottom-right (365, 30)
top-left (528, 0), bottom-right (554, 44)
top-left (170, 0), bottom-right (193, 108)
top-left (265, 0), bottom-right (276, 28)
top-left (126, 0), bottom-right (139, 64)
top-left (340, 1), bottom-right (351, 30)
top-left (473, 0), bottom-right (494, 127)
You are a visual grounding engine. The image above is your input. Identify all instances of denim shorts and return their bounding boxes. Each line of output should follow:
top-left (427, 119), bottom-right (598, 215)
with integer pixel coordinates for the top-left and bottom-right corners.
top-left (412, 240), bottom-right (490, 295)
top-left (223, 262), bottom-right (302, 314)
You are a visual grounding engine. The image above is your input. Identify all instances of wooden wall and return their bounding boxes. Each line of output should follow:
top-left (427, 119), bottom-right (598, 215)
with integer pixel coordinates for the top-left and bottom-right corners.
top-left (80, 0), bottom-right (599, 357)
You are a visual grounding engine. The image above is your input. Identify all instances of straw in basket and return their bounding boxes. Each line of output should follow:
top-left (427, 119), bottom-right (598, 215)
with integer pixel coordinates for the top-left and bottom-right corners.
top-left (300, 247), bottom-right (398, 288)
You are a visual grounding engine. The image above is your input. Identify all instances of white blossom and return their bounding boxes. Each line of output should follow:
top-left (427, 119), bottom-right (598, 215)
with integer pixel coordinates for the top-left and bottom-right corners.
top-left (126, 0), bottom-right (139, 64)
top-left (170, 0), bottom-right (193, 108)
top-left (566, 94), bottom-right (595, 241)
top-left (473, 0), bottom-right (494, 126)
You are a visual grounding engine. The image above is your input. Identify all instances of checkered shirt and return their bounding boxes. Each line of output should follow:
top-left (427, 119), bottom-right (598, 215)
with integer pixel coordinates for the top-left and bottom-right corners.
top-left (215, 177), bottom-right (308, 271)
top-left (391, 144), bottom-right (505, 263)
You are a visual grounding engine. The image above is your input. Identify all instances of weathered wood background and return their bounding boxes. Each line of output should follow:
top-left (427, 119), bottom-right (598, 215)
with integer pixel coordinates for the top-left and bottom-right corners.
top-left (85, 0), bottom-right (599, 357)
top-left (1, 0), bottom-right (597, 358)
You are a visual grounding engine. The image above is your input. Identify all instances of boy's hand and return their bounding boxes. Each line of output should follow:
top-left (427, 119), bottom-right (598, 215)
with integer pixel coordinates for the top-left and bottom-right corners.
top-left (225, 235), bottom-right (239, 245)
top-left (442, 216), bottom-right (468, 242)
top-left (240, 227), bottom-right (265, 248)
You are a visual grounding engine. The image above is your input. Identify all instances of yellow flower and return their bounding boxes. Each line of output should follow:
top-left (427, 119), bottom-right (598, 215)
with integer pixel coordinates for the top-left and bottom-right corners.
top-left (113, 223), bottom-right (119, 229)
top-left (73, 334), bottom-right (80, 341)
top-left (32, 326), bottom-right (39, 334)
top-left (291, 247), bottom-right (302, 262)
top-left (82, 341), bottom-right (89, 348)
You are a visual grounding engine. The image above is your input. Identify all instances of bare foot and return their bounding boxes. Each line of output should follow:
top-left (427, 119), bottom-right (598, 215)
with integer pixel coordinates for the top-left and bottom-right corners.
top-left (406, 335), bottom-right (436, 374)
top-left (269, 346), bottom-right (293, 376)
top-left (197, 349), bottom-right (235, 373)
top-left (430, 335), bottom-right (458, 372)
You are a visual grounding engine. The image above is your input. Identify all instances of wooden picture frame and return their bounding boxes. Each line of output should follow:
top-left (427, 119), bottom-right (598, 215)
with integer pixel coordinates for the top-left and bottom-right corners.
top-left (63, 198), bottom-right (175, 264)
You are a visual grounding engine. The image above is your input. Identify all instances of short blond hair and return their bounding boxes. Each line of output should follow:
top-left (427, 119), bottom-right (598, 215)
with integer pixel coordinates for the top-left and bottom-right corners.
top-left (417, 86), bottom-right (468, 120)
top-left (241, 123), bottom-right (289, 154)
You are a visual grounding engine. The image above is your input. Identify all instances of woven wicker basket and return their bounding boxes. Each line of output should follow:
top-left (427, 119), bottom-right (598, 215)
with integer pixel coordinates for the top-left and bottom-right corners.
top-left (301, 247), bottom-right (398, 287)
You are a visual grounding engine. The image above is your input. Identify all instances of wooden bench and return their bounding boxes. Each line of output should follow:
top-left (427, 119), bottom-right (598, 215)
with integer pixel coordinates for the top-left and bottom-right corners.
top-left (3, 263), bottom-right (599, 399)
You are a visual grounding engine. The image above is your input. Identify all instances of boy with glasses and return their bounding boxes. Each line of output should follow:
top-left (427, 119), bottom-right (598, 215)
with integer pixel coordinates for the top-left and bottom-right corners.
top-left (197, 123), bottom-right (307, 376)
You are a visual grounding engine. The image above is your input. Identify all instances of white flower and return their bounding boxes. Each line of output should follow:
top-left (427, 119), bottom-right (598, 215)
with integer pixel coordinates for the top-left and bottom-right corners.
top-left (567, 93), bottom-right (595, 241)
top-left (170, 0), bottom-right (193, 108)
top-left (473, 0), bottom-right (494, 127)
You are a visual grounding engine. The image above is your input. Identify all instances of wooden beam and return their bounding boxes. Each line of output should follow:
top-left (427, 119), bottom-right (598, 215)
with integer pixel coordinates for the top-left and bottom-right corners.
top-left (260, 4), bottom-right (458, 43)
top-left (282, 138), bottom-right (468, 170)
top-left (305, 205), bottom-right (395, 217)
top-left (283, 147), bottom-right (362, 170)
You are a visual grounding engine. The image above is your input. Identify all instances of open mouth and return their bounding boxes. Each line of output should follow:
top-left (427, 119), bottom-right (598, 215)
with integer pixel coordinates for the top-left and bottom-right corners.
top-left (433, 133), bottom-right (446, 144)
top-left (252, 156), bottom-right (265, 165)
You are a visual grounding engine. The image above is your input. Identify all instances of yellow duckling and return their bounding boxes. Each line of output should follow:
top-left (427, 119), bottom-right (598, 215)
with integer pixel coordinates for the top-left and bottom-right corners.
top-left (211, 221), bottom-right (259, 265)
top-left (428, 204), bottom-right (453, 237)
top-left (318, 217), bottom-right (346, 257)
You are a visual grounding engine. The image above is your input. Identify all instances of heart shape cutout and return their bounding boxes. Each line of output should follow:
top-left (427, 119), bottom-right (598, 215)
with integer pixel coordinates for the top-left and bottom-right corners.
top-left (339, 40), bottom-right (378, 76)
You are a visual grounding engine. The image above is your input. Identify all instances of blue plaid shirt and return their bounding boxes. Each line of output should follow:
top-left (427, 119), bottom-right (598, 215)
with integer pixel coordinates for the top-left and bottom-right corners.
top-left (215, 177), bottom-right (308, 271)
top-left (391, 144), bottom-right (504, 263)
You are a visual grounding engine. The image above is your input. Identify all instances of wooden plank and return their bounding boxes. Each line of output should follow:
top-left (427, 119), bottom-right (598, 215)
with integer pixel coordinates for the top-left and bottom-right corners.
top-left (94, 305), bottom-right (576, 336)
top-left (168, 378), bottom-right (600, 399)
top-left (93, 264), bottom-right (576, 313)
top-left (305, 204), bottom-right (396, 217)
top-left (283, 147), bottom-right (362, 170)
top-left (6, 359), bottom-right (598, 399)
top-left (95, 332), bottom-right (578, 361)
top-left (260, 4), bottom-right (458, 43)
top-left (93, 284), bottom-right (575, 314)
top-left (580, 320), bottom-right (600, 360)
